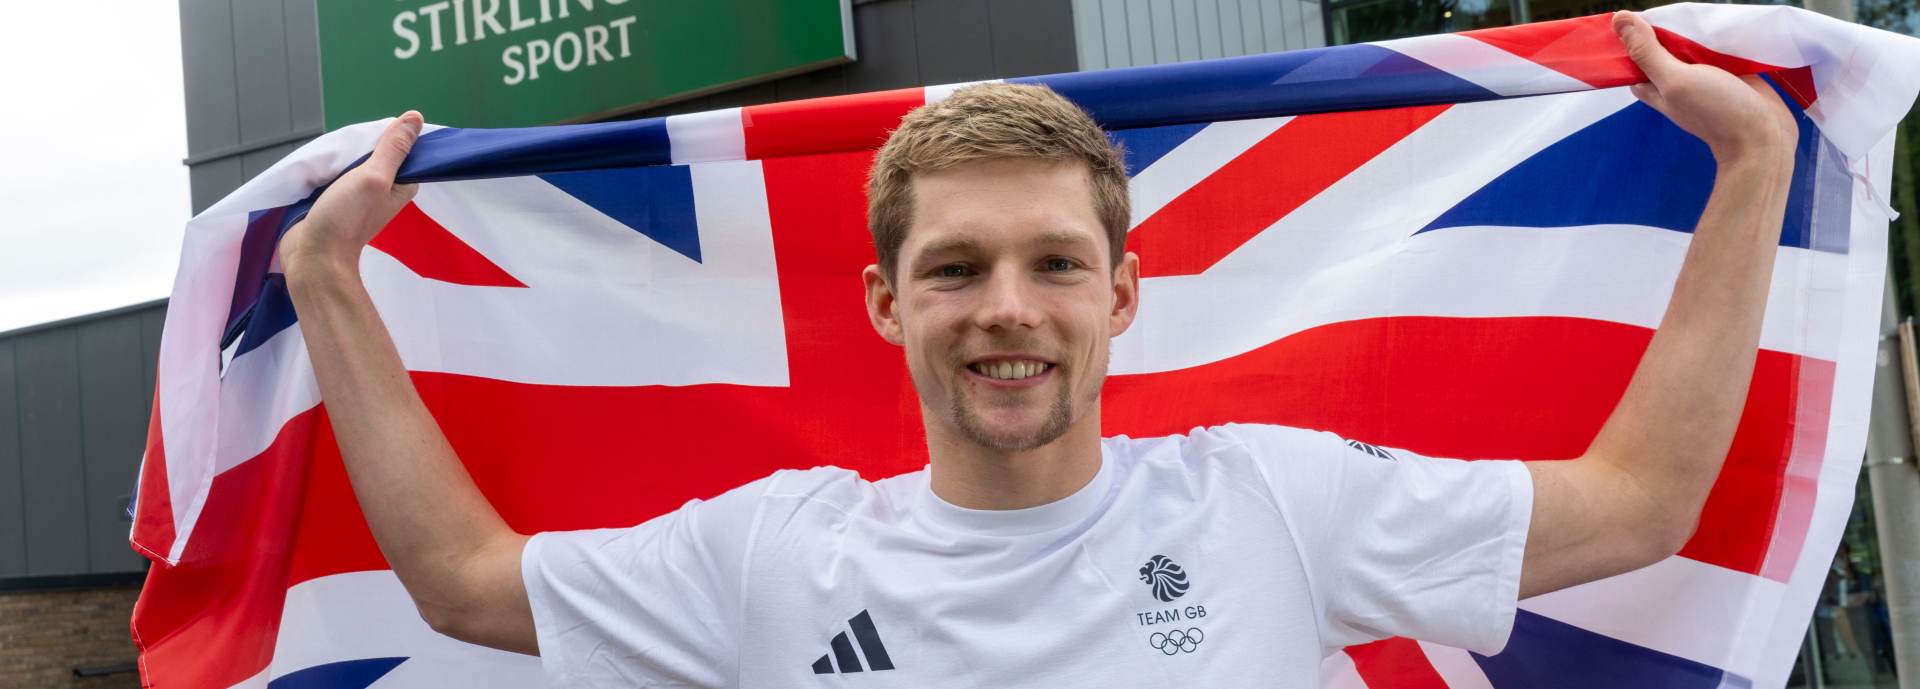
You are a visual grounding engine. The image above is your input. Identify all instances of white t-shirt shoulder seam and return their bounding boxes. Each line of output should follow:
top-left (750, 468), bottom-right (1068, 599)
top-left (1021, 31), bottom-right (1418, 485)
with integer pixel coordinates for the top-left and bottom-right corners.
top-left (1219, 424), bottom-right (1339, 654)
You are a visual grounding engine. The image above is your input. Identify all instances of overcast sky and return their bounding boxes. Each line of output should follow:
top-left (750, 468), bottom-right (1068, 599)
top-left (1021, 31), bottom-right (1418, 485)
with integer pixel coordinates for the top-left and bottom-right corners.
top-left (1, 3), bottom-right (190, 334)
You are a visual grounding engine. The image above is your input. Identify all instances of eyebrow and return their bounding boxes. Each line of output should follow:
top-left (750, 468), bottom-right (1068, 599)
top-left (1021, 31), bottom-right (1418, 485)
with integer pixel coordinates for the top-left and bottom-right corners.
top-left (913, 230), bottom-right (1097, 261)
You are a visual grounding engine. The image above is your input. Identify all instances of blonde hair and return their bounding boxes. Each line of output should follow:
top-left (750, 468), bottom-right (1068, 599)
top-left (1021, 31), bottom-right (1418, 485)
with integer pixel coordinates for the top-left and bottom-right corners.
top-left (867, 83), bottom-right (1130, 279)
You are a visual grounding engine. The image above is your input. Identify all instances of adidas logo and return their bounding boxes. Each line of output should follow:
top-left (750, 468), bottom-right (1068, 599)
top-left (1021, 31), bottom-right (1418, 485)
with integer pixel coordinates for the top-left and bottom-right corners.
top-left (1345, 438), bottom-right (1396, 461)
top-left (810, 610), bottom-right (896, 674)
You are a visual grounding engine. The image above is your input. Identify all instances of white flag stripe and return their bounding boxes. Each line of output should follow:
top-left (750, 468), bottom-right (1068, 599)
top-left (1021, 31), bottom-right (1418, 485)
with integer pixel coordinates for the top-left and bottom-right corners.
top-left (666, 108), bottom-right (746, 165)
top-left (927, 79), bottom-right (1003, 104)
top-left (1126, 116), bottom-right (1292, 229)
top-left (266, 570), bottom-right (541, 686)
top-left (1418, 641), bottom-right (1496, 689)
top-left (1114, 89), bottom-right (1638, 375)
top-left (1375, 33), bottom-right (1593, 97)
top-left (396, 161), bottom-right (789, 388)
top-left (1320, 649), bottom-right (1369, 689)
top-left (1115, 222), bottom-right (1844, 377)
top-left (212, 324), bottom-right (319, 476)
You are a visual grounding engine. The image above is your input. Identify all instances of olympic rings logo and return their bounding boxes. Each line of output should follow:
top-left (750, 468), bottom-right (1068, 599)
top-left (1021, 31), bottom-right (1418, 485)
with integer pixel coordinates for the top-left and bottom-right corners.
top-left (1148, 627), bottom-right (1205, 655)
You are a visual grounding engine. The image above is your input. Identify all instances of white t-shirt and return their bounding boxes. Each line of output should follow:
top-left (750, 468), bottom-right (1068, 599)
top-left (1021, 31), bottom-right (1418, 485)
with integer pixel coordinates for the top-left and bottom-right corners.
top-left (521, 424), bottom-right (1533, 687)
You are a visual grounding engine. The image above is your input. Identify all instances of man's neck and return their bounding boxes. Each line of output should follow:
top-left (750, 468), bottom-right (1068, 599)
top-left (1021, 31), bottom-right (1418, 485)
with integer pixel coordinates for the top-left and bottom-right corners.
top-left (924, 411), bottom-right (1105, 511)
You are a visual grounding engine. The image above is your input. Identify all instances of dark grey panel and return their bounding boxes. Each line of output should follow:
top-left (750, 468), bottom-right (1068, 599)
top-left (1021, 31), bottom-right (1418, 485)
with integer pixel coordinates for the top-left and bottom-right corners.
top-left (76, 316), bottom-right (150, 572)
top-left (989, 0), bottom-right (1077, 77)
top-left (240, 142), bottom-right (300, 181)
top-left (233, 0), bottom-right (294, 143)
top-left (180, 0), bottom-right (241, 155)
top-left (190, 157), bottom-right (245, 215)
top-left (0, 339), bottom-right (23, 577)
top-left (698, 81), bottom-right (782, 111)
top-left (845, 0), bottom-right (921, 91)
top-left (140, 307), bottom-right (166, 410)
top-left (15, 329), bottom-right (87, 576)
top-left (913, 0), bottom-right (996, 85)
top-left (284, 0), bottom-right (325, 132)
top-left (775, 67), bottom-right (849, 102)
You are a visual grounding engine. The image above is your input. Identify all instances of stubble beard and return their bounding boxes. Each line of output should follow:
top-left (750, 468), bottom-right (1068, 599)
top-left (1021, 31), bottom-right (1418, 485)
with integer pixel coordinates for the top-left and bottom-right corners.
top-left (950, 366), bottom-right (1098, 452)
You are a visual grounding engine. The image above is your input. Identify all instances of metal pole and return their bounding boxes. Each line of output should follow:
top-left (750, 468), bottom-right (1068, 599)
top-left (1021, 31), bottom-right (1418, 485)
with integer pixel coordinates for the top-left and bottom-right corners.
top-left (1868, 273), bottom-right (1920, 689)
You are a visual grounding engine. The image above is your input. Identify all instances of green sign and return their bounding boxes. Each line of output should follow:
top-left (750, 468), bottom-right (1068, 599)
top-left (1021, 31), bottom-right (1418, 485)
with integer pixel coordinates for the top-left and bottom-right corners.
top-left (317, 0), bottom-right (856, 129)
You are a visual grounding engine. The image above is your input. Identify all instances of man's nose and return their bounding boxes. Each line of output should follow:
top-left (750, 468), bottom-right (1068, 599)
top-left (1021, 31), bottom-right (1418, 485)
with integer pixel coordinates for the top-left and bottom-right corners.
top-left (973, 267), bottom-right (1042, 331)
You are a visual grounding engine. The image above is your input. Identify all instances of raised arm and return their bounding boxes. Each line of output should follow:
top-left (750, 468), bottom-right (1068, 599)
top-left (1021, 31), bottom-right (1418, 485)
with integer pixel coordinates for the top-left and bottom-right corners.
top-left (278, 113), bottom-right (537, 654)
top-left (1519, 12), bottom-right (1799, 599)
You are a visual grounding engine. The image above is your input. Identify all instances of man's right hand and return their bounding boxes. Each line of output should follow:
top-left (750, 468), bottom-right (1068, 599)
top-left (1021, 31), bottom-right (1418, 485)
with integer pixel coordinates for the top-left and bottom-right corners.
top-left (278, 111), bottom-right (424, 276)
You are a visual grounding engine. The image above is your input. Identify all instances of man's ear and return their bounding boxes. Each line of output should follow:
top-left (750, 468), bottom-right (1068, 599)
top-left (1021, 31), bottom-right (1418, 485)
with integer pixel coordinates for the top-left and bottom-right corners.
top-left (863, 264), bottom-right (906, 346)
top-left (1110, 251), bottom-right (1141, 337)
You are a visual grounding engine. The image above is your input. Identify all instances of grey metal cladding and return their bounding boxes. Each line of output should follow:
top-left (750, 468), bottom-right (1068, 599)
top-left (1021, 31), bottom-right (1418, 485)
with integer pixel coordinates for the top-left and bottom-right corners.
top-left (285, 0), bottom-right (325, 132)
top-left (1071, 0), bottom-right (1326, 69)
top-left (0, 338), bottom-right (24, 577)
top-left (15, 328), bottom-right (89, 576)
top-left (846, 0), bottom-right (922, 92)
top-left (913, 0), bottom-right (998, 86)
top-left (180, 0), bottom-right (241, 156)
top-left (989, 0), bottom-right (1077, 78)
top-left (77, 315), bottom-right (150, 573)
top-left (233, 0), bottom-right (294, 144)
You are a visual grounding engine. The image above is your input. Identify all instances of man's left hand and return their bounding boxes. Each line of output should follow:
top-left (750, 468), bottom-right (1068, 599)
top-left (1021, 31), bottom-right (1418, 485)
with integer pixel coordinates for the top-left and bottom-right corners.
top-left (1613, 10), bottom-right (1797, 162)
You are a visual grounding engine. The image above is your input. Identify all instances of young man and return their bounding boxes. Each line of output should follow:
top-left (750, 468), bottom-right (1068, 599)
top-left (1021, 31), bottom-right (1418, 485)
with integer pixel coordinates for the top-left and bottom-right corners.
top-left (277, 11), bottom-right (1798, 686)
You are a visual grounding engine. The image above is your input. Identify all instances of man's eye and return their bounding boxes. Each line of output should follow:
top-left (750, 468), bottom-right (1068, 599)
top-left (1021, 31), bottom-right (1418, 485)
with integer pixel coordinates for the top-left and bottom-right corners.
top-left (1043, 258), bottom-right (1076, 272)
top-left (935, 264), bottom-right (972, 278)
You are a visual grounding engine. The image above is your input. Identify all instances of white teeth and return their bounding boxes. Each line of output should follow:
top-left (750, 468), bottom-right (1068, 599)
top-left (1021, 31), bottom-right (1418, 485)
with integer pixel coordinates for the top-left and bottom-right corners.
top-left (973, 361), bottom-right (1049, 380)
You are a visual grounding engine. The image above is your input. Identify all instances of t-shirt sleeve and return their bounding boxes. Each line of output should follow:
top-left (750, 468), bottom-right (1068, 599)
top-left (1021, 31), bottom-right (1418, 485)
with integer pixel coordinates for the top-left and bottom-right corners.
top-left (1222, 424), bottom-right (1533, 657)
top-left (520, 475), bottom-right (772, 688)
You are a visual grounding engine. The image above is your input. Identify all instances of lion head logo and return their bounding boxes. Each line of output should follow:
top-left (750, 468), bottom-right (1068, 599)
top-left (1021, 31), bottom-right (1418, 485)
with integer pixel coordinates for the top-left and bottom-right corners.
top-left (1138, 555), bottom-right (1190, 602)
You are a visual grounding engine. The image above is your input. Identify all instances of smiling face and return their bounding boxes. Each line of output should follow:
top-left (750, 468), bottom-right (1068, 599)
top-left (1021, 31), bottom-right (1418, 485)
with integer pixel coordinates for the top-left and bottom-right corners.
top-left (863, 158), bottom-right (1139, 452)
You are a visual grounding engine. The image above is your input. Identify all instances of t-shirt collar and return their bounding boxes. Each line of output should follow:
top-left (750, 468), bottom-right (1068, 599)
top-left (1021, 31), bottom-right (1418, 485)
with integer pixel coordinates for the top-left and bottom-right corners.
top-left (916, 447), bottom-right (1114, 537)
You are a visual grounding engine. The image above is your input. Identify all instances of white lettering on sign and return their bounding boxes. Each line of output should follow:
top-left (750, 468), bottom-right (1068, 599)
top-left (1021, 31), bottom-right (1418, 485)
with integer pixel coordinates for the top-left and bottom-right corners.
top-left (389, 0), bottom-right (646, 88)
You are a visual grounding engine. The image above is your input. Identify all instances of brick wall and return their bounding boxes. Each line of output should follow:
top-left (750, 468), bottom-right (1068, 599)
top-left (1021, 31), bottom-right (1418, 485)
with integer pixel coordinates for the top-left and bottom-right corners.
top-left (0, 585), bottom-right (141, 689)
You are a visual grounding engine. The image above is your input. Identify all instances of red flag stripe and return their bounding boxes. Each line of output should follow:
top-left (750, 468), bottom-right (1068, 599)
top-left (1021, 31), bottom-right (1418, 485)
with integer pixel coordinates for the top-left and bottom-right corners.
top-left (1347, 637), bottom-right (1453, 689)
top-left (742, 88), bottom-right (927, 161)
top-left (1460, 14), bottom-right (1806, 104)
top-left (1125, 105), bottom-right (1450, 278)
top-left (367, 202), bottom-right (527, 288)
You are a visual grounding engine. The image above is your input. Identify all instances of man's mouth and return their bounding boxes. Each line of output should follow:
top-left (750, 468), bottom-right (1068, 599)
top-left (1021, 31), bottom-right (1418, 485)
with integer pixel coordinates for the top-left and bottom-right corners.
top-left (966, 360), bottom-right (1053, 381)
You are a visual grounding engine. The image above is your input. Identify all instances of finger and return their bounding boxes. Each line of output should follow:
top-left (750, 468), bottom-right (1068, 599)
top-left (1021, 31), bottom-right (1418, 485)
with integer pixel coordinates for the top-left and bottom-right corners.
top-left (1629, 82), bottom-right (1667, 113)
top-left (390, 182), bottom-right (421, 206)
top-left (364, 111), bottom-right (424, 182)
top-left (1612, 11), bottom-right (1683, 84)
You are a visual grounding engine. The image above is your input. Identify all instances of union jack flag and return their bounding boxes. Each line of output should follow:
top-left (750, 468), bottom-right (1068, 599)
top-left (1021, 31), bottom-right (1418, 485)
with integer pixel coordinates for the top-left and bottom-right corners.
top-left (131, 4), bottom-right (1920, 687)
